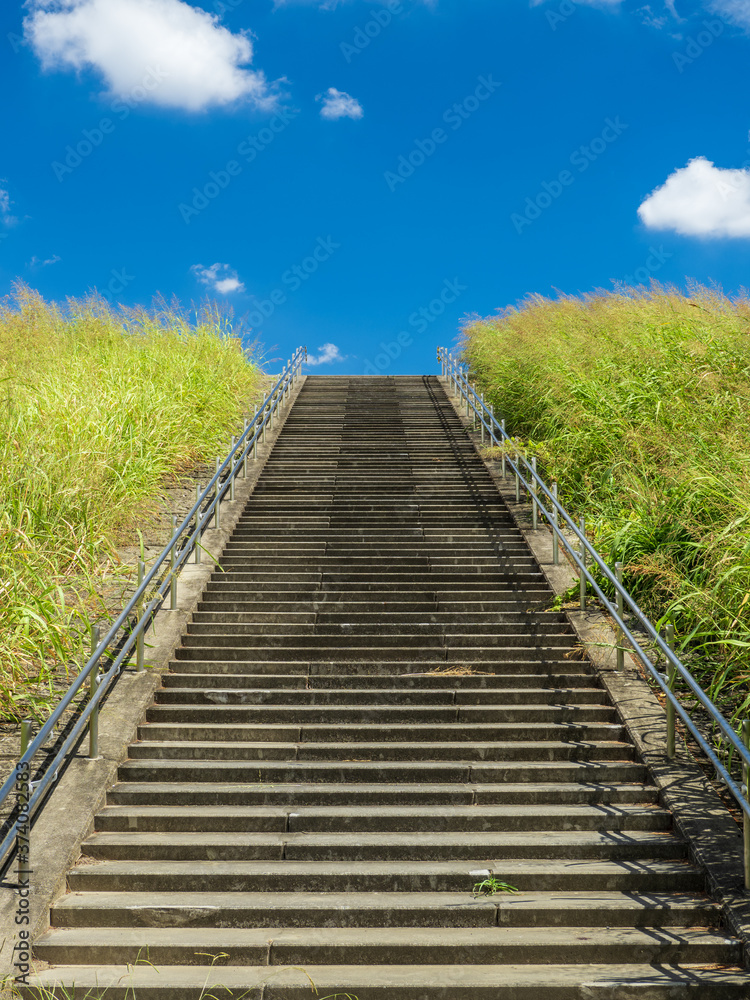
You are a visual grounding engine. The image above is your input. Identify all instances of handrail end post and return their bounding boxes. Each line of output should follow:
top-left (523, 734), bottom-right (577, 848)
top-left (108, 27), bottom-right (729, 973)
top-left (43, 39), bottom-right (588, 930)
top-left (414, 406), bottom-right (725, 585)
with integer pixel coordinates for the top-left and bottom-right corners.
top-left (615, 561), bottom-right (625, 672)
top-left (136, 559), bottom-right (145, 672)
top-left (579, 517), bottom-right (587, 611)
top-left (666, 624), bottom-right (676, 759)
top-left (743, 719), bottom-right (750, 890)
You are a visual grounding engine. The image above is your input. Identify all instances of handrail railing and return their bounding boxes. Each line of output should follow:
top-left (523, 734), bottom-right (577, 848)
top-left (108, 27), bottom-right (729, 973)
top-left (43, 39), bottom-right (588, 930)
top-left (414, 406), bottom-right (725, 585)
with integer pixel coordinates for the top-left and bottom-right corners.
top-left (438, 346), bottom-right (750, 885)
top-left (1, 346), bottom-right (307, 875)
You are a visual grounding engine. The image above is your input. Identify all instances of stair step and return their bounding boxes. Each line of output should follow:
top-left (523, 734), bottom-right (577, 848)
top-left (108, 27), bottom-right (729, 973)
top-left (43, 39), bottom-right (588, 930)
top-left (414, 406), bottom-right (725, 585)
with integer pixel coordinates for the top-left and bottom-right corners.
top-left (50, 890), bottom-right (720, 929)
top-left (24, 963), bottom-right (750, 998)
top-left (94, 804), bottom-right (671, 833)
top-left (107, 781), bottom-right (659, 806)
top-left (33, 925), bottom-right (740, 966)
top-left (81, 829), bottom-right (686, 863)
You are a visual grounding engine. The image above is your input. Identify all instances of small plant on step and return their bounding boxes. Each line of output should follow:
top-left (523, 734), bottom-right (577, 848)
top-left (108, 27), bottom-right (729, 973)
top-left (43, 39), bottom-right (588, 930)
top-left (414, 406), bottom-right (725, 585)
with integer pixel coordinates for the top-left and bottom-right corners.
top-left (472, 876), bottom-right (519, 897)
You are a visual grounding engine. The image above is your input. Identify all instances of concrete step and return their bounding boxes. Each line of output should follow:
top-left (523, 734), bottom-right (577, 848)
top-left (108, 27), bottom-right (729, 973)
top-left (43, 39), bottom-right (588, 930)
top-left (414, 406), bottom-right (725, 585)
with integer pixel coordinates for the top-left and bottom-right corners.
top-left (93, 804), bottom-right (671, 834)
top-left (128, 739), bottom-right (633, 763)
top-left (165, 659), bottom-right (591, 676)
top-left (143, 706), bottom-right (620, 725)
top-left (153, 686), bottom-right (607, 705)
top-left (172, 647), bottom-right (585, 664)
top-left (24, 962), bottom-right (750, 998)
top-left (177, 633), bottom-right (577, 650)
top-left (165, 658), bottom-right (594, 675)
top-left (137, 722), bottom-right (623, 743)
top-left (79, 830), bottom-right (688, 864)
top-left (184, 623), bottom-right (576, 637)
top-left (33, 925), bottom-right (740, 967)
top-left (107, 781), bottom-right (659, 807)
top-left (65, 859), bottom-right (706, 893)
top-left (50, 890), bottom-right (719, 929)
top-left (115, 760), bottom-right (647, 784)
top-left (190, 611), bottom-right (570, 624)
top-left (159, 671), bottom-right (597, 690)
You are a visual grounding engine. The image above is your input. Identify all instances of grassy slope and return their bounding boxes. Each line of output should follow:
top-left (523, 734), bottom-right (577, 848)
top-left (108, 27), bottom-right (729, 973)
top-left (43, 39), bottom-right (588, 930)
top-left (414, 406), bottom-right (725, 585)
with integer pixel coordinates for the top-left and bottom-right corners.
top-left (0, 285), bottom-right (265, 719)
top-left (462, 285), bottom-right (750, 717)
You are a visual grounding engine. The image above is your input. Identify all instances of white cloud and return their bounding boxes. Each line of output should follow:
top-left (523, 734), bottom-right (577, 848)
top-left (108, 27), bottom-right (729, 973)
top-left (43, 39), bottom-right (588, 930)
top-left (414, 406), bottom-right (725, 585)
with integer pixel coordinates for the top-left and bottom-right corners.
top-left (29, 254), bottom-right (61, 267)
top-left (307, 343), bottom-right (346, 365)
top-left (638, 156), bottom-right (750, 237)
top-left (317, 87), bottom-right (363, 120)
top-left (24, 0), bottom-right (274, 113)
top-left (191, 263), bottom-right (245, 294)
top-left (530, 0), bottom-right (624, 6)
top-left (274, 0), bottom-right (434, 7)
top-left (0, 185), bottom-right (17, 226)
top-left (709, 0), bottom-right (750, 27)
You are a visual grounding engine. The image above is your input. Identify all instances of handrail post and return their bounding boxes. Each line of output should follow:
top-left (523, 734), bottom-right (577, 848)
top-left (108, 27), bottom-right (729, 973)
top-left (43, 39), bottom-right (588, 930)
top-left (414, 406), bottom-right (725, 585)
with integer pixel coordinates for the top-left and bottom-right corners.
top-left (743, 719), bottom-right (750, 890)
top-left (262, 395), bottom-right (268, 443)
top-left (89, 625), bottom-right (100, 758)
top-left (552, 483), bottom-right (559, 565)
top-left (194, 484), bottom-right (202, 564)
top-left (501, 419), bottom-right (506, 477)
top-left (479, 392), bottom-right (484, 440)
top-left (514, 453), bottom-right (520, 504)
top-left (20, 720), bottom-right (32, 759)
top-left (615, 562), bottom-right (625, 671)
top-left (666, 624), bottom-right (676, 758)
top-left (214, 457), bottom-right (221, 530)
top-left (18, 718), bottom-right (32, 883)
top-left (229, 438), bottom-right (236, 501)
top-left (242, 419), bottom-right (248, 478)
top-left (579, 517), bottom-right (587, 611)
top-left (531, 457), bottom-right (538, 530)
top-left (136, 559), bottom-right (145, 671)
top-left (170, 515), bottom-right (178, 610)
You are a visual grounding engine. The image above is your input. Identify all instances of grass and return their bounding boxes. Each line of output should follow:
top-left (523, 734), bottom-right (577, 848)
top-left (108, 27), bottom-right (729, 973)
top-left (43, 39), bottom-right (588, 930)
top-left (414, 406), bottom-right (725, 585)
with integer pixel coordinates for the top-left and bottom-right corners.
top-left (9, 969), bottom-right (359, 1000)
top-left (461, 283), bottom-right (750, 722)
top-left (472, 876), bottom-right (520, 897)
top-left (0, 284), bottom-right (266, 722)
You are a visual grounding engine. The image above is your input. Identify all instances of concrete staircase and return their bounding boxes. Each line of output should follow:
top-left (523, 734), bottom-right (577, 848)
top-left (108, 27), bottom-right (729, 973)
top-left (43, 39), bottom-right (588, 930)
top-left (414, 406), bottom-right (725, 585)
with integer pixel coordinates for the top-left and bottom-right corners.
top-left (28, 376), bottom-right (748, 997)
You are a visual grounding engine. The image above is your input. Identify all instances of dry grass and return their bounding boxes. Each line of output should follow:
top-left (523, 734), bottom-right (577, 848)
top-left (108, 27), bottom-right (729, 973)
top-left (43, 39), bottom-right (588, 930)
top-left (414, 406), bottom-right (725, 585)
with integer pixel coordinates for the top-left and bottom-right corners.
top-left (462, 283), bottom-right (750, 717)
top-left (0, 284), bottom-right (265, 720)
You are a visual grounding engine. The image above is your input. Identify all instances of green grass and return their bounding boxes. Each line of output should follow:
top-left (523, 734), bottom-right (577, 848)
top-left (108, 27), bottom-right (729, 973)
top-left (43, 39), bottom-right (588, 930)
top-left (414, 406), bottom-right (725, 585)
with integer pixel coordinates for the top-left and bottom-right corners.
top-left (472, 876), bottom-right (519, 897)
top-left (0, 284), bottom-right (266, 721)
top-left (461, 283), bottom-right (750, 719)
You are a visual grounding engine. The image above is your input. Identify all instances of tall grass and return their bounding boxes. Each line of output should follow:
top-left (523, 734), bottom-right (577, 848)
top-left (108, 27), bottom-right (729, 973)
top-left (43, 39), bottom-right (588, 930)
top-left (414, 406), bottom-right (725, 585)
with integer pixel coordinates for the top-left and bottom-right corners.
top-left (462, 284), bottom-right (750, 717)
top-left (0, 284), bottom-right (265, 721)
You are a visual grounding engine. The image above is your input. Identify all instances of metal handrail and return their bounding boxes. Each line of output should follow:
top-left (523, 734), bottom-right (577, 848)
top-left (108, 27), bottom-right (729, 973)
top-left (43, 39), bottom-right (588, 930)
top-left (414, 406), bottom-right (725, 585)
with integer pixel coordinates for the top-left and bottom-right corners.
top-left (1, 346), bottom-right (307, 871)
top-left (438, 348), bottom-right (750, 848)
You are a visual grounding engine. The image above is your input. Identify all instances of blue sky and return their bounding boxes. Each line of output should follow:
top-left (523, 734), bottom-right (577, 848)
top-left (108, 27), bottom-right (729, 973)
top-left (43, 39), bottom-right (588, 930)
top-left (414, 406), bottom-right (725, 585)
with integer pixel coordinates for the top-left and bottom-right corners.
top-left (2, 0), bottom-right (750, 375)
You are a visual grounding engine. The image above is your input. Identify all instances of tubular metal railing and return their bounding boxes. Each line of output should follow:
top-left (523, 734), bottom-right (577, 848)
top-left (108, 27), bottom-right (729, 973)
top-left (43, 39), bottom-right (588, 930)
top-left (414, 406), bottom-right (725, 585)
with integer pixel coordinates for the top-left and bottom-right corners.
top-left (1, 346), bottom-right (307, 876)
top-left (438, 346), bottom-right (750, 886)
